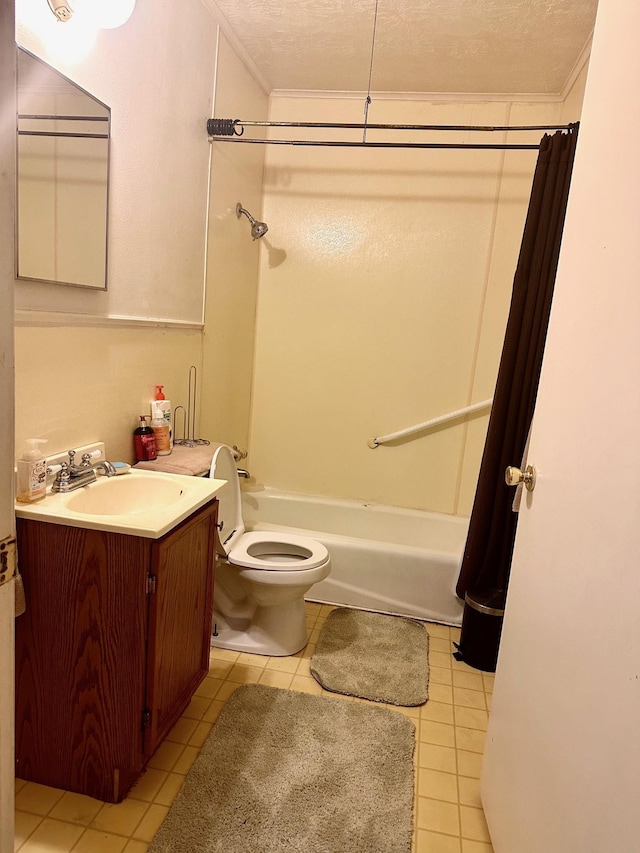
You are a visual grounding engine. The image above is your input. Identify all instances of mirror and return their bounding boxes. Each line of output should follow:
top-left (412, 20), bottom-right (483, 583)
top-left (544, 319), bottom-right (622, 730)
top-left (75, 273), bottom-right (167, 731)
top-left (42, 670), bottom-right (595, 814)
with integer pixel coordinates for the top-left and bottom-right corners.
top-left (16, 47), bottom-right (110, 290)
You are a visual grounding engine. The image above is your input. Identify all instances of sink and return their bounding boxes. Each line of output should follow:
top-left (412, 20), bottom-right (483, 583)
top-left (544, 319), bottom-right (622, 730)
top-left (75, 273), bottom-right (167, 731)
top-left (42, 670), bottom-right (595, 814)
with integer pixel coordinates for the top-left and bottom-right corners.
top-left (65, 473), bottom-right (185, 515)
top-left (15, 469), bottom-right (228, 539)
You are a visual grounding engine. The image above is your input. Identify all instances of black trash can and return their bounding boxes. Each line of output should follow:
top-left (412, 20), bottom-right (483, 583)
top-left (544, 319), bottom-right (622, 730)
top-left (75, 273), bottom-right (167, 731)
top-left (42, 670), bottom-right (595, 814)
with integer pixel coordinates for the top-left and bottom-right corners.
top-left (454, 588), bottom-right (506, 672)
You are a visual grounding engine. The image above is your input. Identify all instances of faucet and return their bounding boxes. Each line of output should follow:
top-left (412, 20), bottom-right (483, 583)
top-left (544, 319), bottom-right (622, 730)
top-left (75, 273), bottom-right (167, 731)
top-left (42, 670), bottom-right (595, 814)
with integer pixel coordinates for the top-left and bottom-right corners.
top-left (237, 468), bottom-right (251, 479)
top-left (51, 451), bottom-right (117, 493)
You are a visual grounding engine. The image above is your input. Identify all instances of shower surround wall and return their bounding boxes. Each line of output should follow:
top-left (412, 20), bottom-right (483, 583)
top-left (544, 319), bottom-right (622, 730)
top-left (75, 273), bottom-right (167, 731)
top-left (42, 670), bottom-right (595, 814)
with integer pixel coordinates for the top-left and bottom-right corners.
top-left (249, 94), bottom-right (584, 516)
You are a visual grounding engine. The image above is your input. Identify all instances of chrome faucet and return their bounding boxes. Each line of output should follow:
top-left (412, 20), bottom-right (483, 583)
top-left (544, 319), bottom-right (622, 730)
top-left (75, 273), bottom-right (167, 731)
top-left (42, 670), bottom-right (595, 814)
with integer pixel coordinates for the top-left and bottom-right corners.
top-left (237, 468), bottom-right (251, 479)
top-left (51, 451), bottom-right (117, 493)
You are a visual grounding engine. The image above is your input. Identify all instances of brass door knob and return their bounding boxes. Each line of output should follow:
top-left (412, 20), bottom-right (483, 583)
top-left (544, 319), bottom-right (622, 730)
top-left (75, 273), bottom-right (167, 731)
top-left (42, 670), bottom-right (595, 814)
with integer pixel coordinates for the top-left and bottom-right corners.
top-left (505, 464), bottom-right (536, 492)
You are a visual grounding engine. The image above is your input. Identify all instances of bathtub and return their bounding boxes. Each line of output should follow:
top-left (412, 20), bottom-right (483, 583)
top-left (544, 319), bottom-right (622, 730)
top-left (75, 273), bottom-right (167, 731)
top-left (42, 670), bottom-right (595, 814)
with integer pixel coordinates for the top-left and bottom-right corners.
top-left (242, 487), bottom-right (468, 626)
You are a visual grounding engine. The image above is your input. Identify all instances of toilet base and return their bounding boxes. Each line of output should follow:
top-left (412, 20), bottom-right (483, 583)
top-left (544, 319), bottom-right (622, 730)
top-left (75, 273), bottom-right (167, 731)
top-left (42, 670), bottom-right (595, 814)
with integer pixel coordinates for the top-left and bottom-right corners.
top-left (210, 598), bottom-right (309, 657)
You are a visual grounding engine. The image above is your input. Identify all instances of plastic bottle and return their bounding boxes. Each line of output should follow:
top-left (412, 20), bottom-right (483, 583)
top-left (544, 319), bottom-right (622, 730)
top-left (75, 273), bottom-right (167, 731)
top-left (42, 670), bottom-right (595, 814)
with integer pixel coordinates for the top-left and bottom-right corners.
top-left (151, 411), bottom-right (171, 456)
top-left (134, 416), bottom-right (157, 462)
top-left (16, 438), bottom-right (48, 503)
top-left (150, 385), bottom-right (172, 449)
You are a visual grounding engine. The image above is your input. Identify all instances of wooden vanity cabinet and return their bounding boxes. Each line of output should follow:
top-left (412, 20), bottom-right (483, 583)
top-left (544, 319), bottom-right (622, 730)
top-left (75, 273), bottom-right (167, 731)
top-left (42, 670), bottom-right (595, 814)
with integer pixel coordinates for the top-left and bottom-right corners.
top-left (15, 499), bottom-right (217, 803)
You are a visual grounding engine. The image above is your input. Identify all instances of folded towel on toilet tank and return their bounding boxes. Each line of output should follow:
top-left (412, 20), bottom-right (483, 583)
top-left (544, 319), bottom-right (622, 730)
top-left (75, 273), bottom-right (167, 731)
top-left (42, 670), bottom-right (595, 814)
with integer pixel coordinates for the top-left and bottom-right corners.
top-left (134, 443), bottom-right (224, 477)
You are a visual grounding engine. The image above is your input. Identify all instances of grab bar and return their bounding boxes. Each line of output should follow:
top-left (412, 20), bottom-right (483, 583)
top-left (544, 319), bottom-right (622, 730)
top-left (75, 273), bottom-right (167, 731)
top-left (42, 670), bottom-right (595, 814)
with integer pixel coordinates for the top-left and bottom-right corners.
top-left (368, 399), bottom-right (493, 448)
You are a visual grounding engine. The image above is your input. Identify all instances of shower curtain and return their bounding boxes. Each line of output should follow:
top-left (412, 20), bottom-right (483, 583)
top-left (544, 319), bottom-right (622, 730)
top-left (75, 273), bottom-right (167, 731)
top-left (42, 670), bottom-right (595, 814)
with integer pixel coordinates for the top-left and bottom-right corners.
top-left (456, 124), bottom-right (579, 601)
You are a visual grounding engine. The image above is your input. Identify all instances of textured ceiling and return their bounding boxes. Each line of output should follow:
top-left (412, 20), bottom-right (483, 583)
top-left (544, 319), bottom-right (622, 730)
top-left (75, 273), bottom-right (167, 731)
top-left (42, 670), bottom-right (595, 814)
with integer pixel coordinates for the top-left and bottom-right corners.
top-left (211, 0), bottom-right (599, 96)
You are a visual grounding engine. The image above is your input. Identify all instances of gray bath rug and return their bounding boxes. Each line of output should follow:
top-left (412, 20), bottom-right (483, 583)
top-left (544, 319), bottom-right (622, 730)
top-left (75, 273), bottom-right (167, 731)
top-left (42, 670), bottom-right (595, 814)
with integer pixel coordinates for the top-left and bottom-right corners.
top-left (148, 683), bottom-right (415, 853)
top-left (310, 607), bottom-right (430, 706)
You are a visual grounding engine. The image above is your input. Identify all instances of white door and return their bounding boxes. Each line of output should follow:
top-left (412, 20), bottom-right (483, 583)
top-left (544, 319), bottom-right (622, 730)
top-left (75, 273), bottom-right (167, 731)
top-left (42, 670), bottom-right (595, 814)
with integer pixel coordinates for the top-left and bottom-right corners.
top-left (481, 2), bottom-right (640, 851)
top-left (0, 3), bottom-right (16, 850)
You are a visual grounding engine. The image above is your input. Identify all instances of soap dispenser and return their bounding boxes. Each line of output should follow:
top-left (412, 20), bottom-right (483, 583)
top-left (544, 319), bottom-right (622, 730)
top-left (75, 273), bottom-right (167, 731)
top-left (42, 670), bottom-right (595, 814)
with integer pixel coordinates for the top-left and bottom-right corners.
top-left (16, 438), bottom-right (48, 503)
top-left (151, 410), bottom-right (171, 456)
top-left (150, 385), bottom-right (172, 449)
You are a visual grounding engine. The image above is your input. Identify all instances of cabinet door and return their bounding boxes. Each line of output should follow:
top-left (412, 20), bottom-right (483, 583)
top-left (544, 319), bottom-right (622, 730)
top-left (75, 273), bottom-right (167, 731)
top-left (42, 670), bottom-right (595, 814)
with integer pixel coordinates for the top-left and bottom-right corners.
top-left (15, 520), bottom-right (149, 802)
top-left (144, 500), bottom-right (216, 755)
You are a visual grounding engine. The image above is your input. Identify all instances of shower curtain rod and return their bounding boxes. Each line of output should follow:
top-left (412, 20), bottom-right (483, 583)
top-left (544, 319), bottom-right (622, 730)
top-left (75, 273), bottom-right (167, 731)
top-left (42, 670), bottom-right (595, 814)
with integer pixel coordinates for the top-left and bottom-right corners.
top-left (210, 119), bottom-right (573, 133)
top-left (207, 119), bottom-right (576, 151)
top-left (210, 137), bottom-right (540, 150)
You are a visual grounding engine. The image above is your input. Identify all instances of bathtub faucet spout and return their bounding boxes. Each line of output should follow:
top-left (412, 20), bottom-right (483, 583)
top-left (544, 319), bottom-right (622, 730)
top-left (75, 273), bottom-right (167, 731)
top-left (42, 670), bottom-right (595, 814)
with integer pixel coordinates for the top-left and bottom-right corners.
top-left (237, 468), bottom-right (251, 479)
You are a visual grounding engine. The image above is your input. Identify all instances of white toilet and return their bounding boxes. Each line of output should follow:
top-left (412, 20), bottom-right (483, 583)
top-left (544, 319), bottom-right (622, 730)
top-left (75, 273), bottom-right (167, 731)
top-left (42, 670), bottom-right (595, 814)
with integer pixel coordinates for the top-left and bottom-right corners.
top-left (209, 444), bottom-right (331, 656)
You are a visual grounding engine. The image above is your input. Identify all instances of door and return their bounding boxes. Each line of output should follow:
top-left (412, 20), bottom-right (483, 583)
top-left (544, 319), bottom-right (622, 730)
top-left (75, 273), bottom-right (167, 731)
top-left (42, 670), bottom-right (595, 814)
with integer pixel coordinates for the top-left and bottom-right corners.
top-left (481, 2), bottom-right (640, 851)
top-left (145, 501), bottom-right (217, 755)
top-left (0, 3), bottom-right (16, 849)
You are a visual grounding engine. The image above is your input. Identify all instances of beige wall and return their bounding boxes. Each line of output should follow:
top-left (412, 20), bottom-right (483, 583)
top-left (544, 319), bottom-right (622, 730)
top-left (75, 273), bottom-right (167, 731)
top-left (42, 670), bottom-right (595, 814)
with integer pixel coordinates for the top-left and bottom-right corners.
top-left (14, 322), bottom-right (202, 465)
top-left (199, 34), bottom-right (268, 451)
top-left (248, 96), bottom-right (575, 515)
top-left (12, 4), bottom-right (256, 465)
top-left (12, 0), bottom-right (589, 504)
top-left (15, 0), bottom-right (218, 323)
top-left (561, 60), bottom-right (590, 123)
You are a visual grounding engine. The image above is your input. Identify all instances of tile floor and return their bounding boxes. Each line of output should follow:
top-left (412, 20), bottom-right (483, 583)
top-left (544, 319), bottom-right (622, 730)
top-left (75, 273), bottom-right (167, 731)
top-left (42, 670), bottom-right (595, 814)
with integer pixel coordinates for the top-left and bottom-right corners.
top-left (14, 603), bottom-right (494, 852)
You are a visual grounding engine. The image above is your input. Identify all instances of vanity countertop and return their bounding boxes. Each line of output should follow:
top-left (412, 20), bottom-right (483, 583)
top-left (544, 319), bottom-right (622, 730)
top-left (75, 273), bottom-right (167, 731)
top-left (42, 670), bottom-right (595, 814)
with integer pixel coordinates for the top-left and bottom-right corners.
top-left (15, 469), bottom-right (227, 539)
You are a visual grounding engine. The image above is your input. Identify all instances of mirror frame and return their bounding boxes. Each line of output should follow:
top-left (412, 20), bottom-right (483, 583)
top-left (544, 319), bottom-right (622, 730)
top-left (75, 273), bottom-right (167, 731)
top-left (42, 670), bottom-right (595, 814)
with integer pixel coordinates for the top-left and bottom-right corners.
top-left (16, 45), bottom-right (111, 291)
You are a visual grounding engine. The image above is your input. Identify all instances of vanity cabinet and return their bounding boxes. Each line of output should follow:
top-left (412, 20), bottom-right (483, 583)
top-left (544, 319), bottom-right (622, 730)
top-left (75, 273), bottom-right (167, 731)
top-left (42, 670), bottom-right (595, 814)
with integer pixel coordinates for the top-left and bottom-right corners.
top-left (15, 499), bottom-right (217, 803)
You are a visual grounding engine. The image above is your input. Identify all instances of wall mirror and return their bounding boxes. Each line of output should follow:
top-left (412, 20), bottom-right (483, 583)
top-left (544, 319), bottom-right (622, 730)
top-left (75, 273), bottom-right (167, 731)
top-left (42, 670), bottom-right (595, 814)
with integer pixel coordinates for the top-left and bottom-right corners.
top-left (16, 46), bottom-right (110, 290)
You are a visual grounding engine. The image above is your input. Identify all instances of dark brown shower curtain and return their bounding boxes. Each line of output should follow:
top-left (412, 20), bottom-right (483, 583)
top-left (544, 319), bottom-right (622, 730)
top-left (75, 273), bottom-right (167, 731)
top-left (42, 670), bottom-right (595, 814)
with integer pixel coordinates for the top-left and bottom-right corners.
top-left (456, 124), bottom-right (579, 601)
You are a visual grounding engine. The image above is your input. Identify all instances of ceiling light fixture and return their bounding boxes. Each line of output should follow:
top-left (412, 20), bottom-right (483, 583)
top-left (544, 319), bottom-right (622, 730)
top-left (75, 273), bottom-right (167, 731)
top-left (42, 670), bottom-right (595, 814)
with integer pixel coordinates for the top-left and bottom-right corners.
top-left (46, 0), bottom-right (137, 29)
top-left (47, 0), bottom-right (73, 22)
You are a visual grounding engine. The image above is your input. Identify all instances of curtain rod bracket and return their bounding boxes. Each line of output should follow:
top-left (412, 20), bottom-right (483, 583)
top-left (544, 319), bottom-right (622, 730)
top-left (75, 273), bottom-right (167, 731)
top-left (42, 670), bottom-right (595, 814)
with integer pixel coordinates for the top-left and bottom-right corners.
top-left (206, 118), bottom-right (243, 137)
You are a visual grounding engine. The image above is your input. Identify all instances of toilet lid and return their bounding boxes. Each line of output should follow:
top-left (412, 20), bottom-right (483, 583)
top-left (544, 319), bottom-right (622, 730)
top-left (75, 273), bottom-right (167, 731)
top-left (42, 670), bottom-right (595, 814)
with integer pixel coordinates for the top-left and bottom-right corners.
top-left (229, 531), bottom-right (329, 571)
top-left (209, 444), bottom-right (245, 554)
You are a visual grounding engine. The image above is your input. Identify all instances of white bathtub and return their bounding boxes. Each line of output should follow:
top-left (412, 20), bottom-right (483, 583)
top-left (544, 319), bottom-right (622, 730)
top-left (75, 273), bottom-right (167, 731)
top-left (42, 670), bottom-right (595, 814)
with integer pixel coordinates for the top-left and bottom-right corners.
top-left (242, 487), bottom-right (468, 626)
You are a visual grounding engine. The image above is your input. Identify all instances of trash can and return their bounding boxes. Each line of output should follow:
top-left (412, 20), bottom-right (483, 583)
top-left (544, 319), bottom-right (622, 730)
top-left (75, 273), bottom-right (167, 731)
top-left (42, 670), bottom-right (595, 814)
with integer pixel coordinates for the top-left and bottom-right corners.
top-left (453, 588), bottom-right (506, 672)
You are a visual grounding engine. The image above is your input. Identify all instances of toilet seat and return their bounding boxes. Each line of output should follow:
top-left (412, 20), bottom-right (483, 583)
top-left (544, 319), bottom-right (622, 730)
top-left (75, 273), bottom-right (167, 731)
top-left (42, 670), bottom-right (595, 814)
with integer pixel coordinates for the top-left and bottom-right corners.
top-left (209, 444), bottom-right (330, 572)
top-left (228, 531), bottom-right (330, 572)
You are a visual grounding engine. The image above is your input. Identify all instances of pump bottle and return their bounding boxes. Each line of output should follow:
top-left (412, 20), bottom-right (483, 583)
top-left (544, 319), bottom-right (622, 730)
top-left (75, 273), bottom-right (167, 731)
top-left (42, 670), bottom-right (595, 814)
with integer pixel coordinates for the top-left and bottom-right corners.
top-left (151, 412), bottom-right (171, 455)
top-left (151, 385), bottom-right (172, 449)
top-left (16, 439), bottom-right (48, 503)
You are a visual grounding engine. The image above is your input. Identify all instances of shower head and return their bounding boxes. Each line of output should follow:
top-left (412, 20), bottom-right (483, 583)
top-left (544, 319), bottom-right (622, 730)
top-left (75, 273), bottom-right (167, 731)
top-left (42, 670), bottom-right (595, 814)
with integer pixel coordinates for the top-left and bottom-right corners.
top-left (236, 202), bottom-right (269, 240)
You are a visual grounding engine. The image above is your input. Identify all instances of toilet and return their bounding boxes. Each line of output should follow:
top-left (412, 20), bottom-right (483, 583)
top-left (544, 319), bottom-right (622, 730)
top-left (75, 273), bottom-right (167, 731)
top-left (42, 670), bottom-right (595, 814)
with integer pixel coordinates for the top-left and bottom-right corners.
top-left (209, 444), bottom-right (331, 656)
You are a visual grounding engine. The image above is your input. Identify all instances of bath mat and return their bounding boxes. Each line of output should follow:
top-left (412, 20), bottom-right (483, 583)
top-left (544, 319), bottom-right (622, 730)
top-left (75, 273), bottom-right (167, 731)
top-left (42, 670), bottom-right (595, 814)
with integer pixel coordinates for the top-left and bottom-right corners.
top-left (148, 683), bottom-right (415, 853)
top-left (310, 607), bottom-right (430, 706)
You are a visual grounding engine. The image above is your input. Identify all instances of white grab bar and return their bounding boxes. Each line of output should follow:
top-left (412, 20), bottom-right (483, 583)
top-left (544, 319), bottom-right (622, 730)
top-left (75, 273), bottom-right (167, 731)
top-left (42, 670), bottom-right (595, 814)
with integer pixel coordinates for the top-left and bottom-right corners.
top-left (368, 399), bottom-right (493, 448)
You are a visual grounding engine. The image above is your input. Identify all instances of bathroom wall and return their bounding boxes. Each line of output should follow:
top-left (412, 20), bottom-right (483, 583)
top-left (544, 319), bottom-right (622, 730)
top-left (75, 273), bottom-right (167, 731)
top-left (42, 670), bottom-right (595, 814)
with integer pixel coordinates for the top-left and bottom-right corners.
top-left (248, 93), bottom-right (587, 515)
top-left (13, 2), bottom-right (262, 464)
top-left (15, 0), bottom-right (218, 323)
top-left (12, 0), bottom-right (589, 494)
top-left (199, 33), bottom-right (268, 452)
top-left (561, 56), bottom-right (590, 123)
top-left (14, 322), bottom-right (203, 464)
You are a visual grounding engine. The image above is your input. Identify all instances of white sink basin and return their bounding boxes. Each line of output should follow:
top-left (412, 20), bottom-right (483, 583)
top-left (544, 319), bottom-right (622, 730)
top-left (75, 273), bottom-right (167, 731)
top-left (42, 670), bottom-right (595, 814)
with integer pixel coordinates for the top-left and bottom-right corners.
top-left (15, 470), bottom-right (228, 539)
top-left (65, 473), bottom-right (186, 516)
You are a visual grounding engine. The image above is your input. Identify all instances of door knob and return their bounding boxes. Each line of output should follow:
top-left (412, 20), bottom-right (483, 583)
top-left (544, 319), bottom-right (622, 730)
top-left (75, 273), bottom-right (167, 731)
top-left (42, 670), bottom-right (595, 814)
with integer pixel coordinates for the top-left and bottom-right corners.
top-left (505, 464), bottom-right (536, 492)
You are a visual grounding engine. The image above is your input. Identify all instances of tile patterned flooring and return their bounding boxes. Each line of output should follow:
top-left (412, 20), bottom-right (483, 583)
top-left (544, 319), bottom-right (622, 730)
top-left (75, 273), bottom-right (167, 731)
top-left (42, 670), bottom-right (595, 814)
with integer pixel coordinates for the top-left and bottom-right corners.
top-left (14, 603), bottom-right (495, 852)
